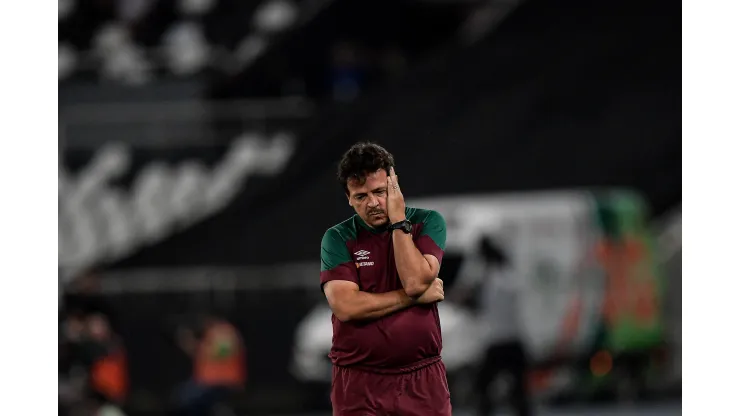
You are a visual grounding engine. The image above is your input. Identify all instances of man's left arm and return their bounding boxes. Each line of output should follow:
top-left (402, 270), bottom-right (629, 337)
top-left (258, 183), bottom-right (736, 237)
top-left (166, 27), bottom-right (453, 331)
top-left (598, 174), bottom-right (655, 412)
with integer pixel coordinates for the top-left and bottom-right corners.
top-left (392, 210), bottom-right (447, 298)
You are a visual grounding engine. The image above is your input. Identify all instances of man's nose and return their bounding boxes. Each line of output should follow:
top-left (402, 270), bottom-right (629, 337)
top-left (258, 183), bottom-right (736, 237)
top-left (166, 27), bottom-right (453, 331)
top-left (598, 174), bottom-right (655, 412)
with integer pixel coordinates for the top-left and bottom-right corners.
top-left (367, 194), bottom-right (379, 207)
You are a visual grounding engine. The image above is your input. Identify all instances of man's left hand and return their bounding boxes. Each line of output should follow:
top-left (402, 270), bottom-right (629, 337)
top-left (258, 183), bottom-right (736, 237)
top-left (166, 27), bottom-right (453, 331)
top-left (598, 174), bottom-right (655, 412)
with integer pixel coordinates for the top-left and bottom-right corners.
top-left (386, 167), bottom-right (406, 223)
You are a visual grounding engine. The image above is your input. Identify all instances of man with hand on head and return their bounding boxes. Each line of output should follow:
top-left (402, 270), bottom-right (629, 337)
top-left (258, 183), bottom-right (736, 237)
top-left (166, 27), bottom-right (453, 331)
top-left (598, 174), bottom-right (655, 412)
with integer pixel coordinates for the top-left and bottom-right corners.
top-left (320, 142), bottom-right (451, 416)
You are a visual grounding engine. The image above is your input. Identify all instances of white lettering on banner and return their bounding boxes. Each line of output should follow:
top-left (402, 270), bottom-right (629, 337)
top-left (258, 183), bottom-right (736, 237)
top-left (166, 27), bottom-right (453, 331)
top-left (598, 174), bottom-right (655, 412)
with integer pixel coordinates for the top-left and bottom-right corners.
top-left (59, 133), bottom-right (295, 282)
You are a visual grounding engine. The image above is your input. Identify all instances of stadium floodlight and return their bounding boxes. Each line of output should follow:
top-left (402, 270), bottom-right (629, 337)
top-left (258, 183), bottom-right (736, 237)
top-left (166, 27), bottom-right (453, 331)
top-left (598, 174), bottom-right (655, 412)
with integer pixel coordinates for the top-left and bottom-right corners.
top-left (234, 35), bottom-right (267, 67)
top-left (58, 43), bottom-right (77, 80)
top-left (253, 0), bottom-right (298, 34)
top-left (93, 24), bottom-right (130, 57)
top-left (177, 0), bottom-right (216, 15)
top-left (162, 22), bottom-right (210, 76)
top-left (118, 0), bottom-right (154, 23)
top-left (100, 44), bottom-right (152, 85)
top-left (59, 0), bottom-right (76, 20)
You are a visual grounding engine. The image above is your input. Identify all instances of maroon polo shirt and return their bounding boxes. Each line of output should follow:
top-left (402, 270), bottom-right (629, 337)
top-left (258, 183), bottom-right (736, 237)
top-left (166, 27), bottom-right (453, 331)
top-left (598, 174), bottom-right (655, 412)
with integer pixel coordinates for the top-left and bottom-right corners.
top-left (320, 207), bottom-right (447, 372)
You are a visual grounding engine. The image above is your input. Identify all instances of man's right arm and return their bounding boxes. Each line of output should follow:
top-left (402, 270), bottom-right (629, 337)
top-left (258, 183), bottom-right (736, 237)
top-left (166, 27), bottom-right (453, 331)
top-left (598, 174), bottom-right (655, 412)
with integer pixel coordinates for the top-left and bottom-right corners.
top-left (320, 228), bottom-right (414, 322)
top-left (324, 281), bottom-right (413, 322)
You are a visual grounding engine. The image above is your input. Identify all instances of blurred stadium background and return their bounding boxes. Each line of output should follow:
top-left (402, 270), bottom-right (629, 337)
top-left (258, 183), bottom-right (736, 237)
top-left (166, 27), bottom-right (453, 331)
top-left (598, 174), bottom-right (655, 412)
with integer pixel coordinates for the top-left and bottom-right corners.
top-left (58, 0), bottom-right (681, 415)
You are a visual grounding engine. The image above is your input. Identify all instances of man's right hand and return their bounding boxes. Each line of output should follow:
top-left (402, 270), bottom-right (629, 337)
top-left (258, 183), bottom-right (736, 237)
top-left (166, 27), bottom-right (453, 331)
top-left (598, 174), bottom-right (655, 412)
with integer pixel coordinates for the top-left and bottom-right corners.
top-left (415, 278), bottom-right (444, 304)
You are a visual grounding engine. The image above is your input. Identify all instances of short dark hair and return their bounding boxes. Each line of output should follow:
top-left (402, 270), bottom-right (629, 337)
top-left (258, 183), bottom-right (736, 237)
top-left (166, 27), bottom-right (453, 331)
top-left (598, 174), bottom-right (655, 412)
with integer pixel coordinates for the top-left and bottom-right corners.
top-left (337, 142), bottom-right (395, 194)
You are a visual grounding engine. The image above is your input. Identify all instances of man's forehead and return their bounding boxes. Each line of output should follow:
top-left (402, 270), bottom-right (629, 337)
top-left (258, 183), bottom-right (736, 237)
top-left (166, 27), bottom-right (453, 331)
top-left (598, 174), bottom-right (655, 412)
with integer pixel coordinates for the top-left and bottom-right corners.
top-left (348, 169), bottom-right (387, 191)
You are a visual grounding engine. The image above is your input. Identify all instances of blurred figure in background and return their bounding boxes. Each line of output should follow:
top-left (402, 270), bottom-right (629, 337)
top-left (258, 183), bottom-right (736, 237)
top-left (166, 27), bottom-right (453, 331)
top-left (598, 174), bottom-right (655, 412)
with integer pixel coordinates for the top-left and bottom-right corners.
top-left (59, 310), bottom-right (128, 416)
top-left (455, 233), bottom-right (533, 416)
top-left (59, 311), bottom-right (88, 416)
top-left (86, 313), bottom-right (129, 415)
top-left (175, 312), bottom-right (246, 416)
top-left (63, 270), bottom-right (119, 331)
top-left (330, 41), bottom-right (366, 102)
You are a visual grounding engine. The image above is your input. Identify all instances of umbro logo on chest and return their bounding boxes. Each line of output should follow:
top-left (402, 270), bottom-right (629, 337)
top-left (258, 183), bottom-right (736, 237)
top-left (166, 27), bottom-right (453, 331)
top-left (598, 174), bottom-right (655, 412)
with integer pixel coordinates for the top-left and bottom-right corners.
top-left (354, 249), bottom-right (371, 260)
top-left (353, 249), bottom-right (374, 267)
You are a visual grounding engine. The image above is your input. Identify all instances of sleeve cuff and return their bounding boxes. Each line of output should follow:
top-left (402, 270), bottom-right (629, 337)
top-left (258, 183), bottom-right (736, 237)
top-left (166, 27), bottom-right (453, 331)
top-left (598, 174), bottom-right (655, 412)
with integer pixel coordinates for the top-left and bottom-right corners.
top-left (320, 263), bottom-right (359, 292)
top-left (415, 234), bottom-right (444, 265)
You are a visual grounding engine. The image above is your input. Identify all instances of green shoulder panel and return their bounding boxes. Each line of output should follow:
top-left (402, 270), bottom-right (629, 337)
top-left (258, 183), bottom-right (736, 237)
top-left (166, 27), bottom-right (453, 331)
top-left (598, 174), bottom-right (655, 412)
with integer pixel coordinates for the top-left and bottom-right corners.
top-left (407, 207), bottom-right (447, 250)
top-left (320, 217), bottom-right (357, 271)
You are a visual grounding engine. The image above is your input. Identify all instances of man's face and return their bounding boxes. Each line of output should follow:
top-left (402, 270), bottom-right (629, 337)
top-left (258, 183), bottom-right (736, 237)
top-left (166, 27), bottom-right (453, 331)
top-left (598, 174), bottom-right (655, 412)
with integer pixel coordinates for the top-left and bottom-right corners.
top-left (347, 169), bottom-right (389, 228)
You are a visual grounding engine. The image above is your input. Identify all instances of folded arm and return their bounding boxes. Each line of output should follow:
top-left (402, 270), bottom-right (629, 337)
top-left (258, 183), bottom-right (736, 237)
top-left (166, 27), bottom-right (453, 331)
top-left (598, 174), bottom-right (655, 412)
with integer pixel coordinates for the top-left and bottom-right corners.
top-left (392, 231), bottom-right (440, 297)
top-left (323, 280), bottom-right (413, 322)
top-left (392, 210), bottom-right (447, 298)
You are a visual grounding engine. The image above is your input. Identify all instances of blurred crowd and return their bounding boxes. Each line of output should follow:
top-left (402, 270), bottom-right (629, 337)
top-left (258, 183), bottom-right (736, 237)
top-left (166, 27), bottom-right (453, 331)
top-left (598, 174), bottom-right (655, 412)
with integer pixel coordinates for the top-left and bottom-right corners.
top-left (60, 273), bottom-right (248, 416)
top-left (59, 0), bottom-right (301, 84)
top-left (60, 273), bottom-right (128, 416)
top-left (59, 0), bottom-right (471, 100)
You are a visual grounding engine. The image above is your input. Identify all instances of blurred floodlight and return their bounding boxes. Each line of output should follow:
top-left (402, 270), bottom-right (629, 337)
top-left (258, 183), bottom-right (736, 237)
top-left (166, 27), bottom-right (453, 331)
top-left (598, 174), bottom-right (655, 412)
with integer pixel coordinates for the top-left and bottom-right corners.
top-left (100, 44), bottom-right (152, 85)
top-left (235, 35), bottom-right (267, 67)
top-left (59, 43), bottom-right (77, 80)
top-left (163, 22), bottom-right (210, 75)
top-left (94, 24), bottom-right (130, 56)
top-left (118, 0), bottom-right (153, 22)
top-left (178, 0), bottom-right (217, 15)
top-left (254, 0), bottom-right (298, 34)
top-left (59, 0), bottom-right (76, 20)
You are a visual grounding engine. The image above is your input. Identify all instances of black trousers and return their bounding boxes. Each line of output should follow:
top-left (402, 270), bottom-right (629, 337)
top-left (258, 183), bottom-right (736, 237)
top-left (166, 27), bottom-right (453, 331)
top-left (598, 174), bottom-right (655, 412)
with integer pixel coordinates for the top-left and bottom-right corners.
top-left (474, 340), bottom-right (532, 416)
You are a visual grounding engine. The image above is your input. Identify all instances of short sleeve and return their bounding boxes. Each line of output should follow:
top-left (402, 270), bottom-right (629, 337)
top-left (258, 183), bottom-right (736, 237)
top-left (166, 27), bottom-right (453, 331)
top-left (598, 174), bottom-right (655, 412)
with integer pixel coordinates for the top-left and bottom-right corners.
top-left (320, 228), bottom-right (358, 291)
top-left (414, 210), bottom-right (447, 264)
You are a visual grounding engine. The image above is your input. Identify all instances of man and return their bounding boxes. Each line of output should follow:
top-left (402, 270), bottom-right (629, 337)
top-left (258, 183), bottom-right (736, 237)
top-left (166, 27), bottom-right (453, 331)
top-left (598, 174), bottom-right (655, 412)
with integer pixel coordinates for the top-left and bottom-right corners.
top-left (320, 142), bottom-right (451, 416)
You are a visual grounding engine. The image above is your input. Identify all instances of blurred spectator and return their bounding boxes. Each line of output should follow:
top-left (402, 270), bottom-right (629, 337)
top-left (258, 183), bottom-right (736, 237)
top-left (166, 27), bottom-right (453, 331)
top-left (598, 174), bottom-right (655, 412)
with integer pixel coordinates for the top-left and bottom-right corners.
top-left (60, 269), bottom-right (129, 416)
top-left (84, 314), bottom-right (129, 412)
top-left (455, 235), bottom-right (533, 416)
top-left (64, 270), bottom-right (119, 331)
top-left (59, 311), bottom-right (88, 415)
top-left (174, 313), bottom-right (246, 416)
top-left (59, 308), bottom-right (128, 416)
top-left (330, 41), bottom-right (365, 102)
